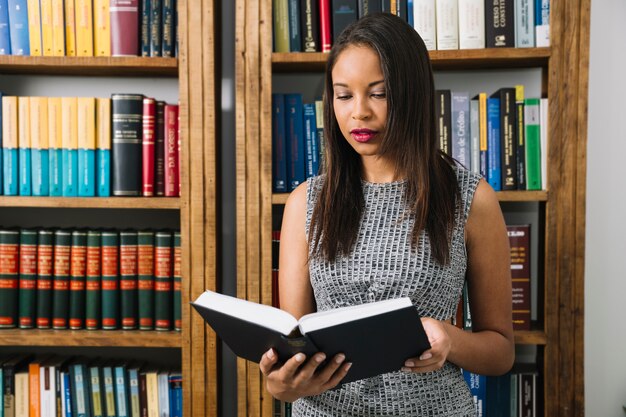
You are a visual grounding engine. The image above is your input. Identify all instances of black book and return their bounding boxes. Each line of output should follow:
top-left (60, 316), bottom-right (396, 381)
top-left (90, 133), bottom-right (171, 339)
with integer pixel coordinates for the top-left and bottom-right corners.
top-left (111, 94), bottom-right (144, 196)
top-left (357, 0), bottom-right (382, 18)
top-left (299, 0), bottom-right (320, 52)
top-left (485, 0), bottom-right (515, 47)
top-left (192, 290), bottom-right (430, 384)
top-left (331, 0), bottom-right (358, 42)
top-left (435, 90), bottom-right (452, 156)
top-left (491, 88), bottom-right (517, 190)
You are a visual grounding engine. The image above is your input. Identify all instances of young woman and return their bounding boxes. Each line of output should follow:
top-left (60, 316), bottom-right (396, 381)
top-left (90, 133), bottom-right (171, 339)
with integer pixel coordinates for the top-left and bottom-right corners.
top-left (259, 12), bottom-right (514, 416)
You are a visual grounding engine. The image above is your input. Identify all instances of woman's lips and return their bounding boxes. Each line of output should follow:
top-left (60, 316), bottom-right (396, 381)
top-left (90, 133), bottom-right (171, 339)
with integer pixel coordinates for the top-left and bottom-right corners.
top-left (351, 129), bottom-right (378, 143)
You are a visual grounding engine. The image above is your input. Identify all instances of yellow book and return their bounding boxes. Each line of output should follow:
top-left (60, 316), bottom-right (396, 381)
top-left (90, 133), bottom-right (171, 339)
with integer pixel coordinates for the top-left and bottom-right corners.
top-left (77, 97), bottom-right (96, 150)
top-left (29, 97), bottom-right (49, 150)
top-left (18, 97), bottom-right (30, 151)
top-left (93, 0), bottom-right (110, 56)
top-left (40, 0), bottom-right (53, 55)
top-left (27, 0), bottom-right (42, 56)
top-left (75, 0), bottom-right (93, 56)
top-left (48, 98), bottom-right (63, 196)
top-left (14, 372), bottom-right (29, 417)
top-left (65, 0), bottom-right (76, 56)
top-left (51, 0), bottom-right (65, 55)
top-left (96, 98), bottom-right (111, 151)
top-left (478, 92), bottom-right (487, 155)
top-left (2, 96), bottom-right (18, 149)
top-left (145, 370), bottom-right (159, 417)
top-left (61, 97), bottom-right (78, 151)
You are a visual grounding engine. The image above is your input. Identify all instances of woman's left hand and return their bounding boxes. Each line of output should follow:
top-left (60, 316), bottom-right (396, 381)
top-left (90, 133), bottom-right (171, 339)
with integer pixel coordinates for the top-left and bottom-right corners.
top-left (401, 317), bottom-right (452, 373)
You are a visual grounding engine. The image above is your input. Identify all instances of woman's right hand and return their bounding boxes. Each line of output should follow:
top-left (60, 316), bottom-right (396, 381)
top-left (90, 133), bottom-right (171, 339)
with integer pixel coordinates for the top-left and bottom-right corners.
top-left (259, 348), bottom-right (352, 402)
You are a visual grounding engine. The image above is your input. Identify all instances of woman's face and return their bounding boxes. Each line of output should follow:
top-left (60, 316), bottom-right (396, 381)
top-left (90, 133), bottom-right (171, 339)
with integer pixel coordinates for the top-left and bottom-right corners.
top-left (331, 45), bottom-right (388, 158)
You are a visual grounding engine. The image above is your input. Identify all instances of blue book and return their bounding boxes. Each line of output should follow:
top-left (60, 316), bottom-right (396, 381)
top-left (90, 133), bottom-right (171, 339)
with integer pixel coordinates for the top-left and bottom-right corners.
top-left (127, 363), bottom-right (141, 417)
top-left (284, 93), bottom-right (305, 191)
top-left (486, 373), bottom-right (511, 417)
top-left (96, 98), bottom-right (111, 197)
top-left (3, 147), bottom-right (17, 195)
top-left (451, 92), bottom-right (470, 169)
top-left (97, 148), bottom-right (110, 196)
top-left (3, 96), bottom-right (17, 195)
top-left (62, 370), bottom-right (73, 417)
top-left (31, 148), bottom-right (49, 195)
top-left (114, 364), bottom-right (130, 417)
top-left (62, 148), bottom-right (78, 196)
top-left (0, 91), bottom-right (3, 195)
top-left (70, 362), bottom-right (91, 417)
top-left (463, 371), bottom-right (487, 417)
top-left (535, 0), bottom-right (549, 25)
top-left (486, 97), bottom-right (501, 191)
top-left (102, 363), bottom-right (116, 417)
top-left (78, 149), bottom-right (95, 196)
top-left (272, 94), bottom-right (288, 192)
top-left (287, 0), bottom-right (301, 51)
top-left (141, 0), bottom-right (151, 56)
top-left (18, 147), bottom-right (30, 195)
top-left (407, 0), bottom-right (413, 27)
top-left (48, 147), bottom-right (62, 196)
top-left (303, 102), bottom-right (319, 178)
top-left (168, 372), bottom-right (183, 417)
top-left (78, 98), bottom-right (95, 196)
top-left (0, 0), bottom-right (10, 54)
top-left (6, 0), bottom-right (29, 55)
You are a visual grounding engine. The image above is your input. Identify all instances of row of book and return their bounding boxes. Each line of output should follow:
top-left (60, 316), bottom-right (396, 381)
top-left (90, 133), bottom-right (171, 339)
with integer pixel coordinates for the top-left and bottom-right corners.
top-left (0, 228), bottom-right (181, 331)
top-left (0, 0), bottom-right (177, 57)
top-left (273, 0), bottom-right (550, 53)
top-left (0, 354), bottom-right (182, 417)
top-left (0, 94), bottom-right (181, 197)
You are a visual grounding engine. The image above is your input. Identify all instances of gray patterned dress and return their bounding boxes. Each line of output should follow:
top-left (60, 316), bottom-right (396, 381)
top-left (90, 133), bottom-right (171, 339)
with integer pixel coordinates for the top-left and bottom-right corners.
top-left (293, 166), bottom-right (480, 417)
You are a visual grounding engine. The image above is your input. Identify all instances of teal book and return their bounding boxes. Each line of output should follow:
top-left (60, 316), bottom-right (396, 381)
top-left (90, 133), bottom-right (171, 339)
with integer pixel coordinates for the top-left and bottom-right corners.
top-left (96, 98), bottom-right (111, 197)
top-left (78, 97), bottom-right (96, 196)
top-left (18, 96), bottom-right (30, 195)
top-left (2, 147), bottom-right (17, 195)
top-left (97, 148), bottom-right (110, 196)
top-left (114, 363), bottom-right (130, 417)
top-left (31, 148), bottom-right (49, 195)
top-left (2, 95), bottom-right (18, 195)
top-left (0, 91), bottom-right (3, 193)
top-left (30, 97), bottom-right (50, 196)
top-left (49, 147), bottom-right (62, 196)
top-left (78, 148), bottom-right (95, 196)
top-left (48, 97), bottom-right (63, 196)
top-left (18, 146), bottom-right (31, 195)
top-left (62, 148), bottom-right (78, 196)
top-left (62, 97), bottom-right (78, 196)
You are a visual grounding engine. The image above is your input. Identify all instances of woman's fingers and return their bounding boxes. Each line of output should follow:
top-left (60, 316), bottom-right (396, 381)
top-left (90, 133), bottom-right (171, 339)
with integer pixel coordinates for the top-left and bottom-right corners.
top-left (259, 348), bottom-right (278, 376)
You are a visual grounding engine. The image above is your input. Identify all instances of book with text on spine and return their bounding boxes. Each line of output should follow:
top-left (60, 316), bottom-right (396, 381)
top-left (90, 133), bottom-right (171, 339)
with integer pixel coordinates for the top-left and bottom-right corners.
top-left (192, 290), bottom-right (431, 384)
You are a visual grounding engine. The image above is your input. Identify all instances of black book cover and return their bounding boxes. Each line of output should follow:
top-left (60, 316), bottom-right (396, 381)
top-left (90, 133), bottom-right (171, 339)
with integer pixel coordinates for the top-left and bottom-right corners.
top-left (111, 94), bottom-right (144, 196)
top-left (191, 292), bottom-right (431, 384)
top-left (331, 0), bottom-right (358, 42)
top-left (485, 0), bottom-right (515, 47)
top-left (300, 0), bottom-right (320, 52)
top-left (491, 88), bottom-right (517, 190)
top-left (435, 90), bottom-right (452, 156)
top-left (357, 0), bottom-right (382, 17)
top-left (396, 0), bottom-right (408, 21)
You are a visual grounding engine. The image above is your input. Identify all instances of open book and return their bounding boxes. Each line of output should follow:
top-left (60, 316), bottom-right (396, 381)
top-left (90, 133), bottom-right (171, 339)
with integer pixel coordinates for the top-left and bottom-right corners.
top-left (191, 290), bottom-right (431, 383)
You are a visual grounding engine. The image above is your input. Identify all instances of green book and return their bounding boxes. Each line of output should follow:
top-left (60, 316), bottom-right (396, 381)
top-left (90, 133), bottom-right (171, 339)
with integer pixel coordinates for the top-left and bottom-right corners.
top-left (0, 229), bottom-right (19, 328)
top-left (36, 230), bottom-right (54, 329)
top-left (154, 231), bottom-right (172, 331)
top-left (120, 231), bottom-right (138, 330)
top-left (101, 231), bottom-right (120, 330)
top-left (173, 231), bottom-right (181, 331)
top-left (137, 231), bottom-right (155, 330)
top-left (69, 230), bottom-right (88, 329)
top-left (52, 230), bottom-right (72, 329)
top-left (86, 230), bottom-right (102, 330)
top-left (18, 229), bottom-right (38, 328)
top-left (524, 98), bottom-right (542, 190)
top-left (273, 0), bottom-right (290, 52)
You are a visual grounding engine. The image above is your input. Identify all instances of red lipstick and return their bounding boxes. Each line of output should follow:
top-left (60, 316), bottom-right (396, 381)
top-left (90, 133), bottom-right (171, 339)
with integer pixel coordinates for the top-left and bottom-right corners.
top-left (350, 128), bottom-right (378, 143)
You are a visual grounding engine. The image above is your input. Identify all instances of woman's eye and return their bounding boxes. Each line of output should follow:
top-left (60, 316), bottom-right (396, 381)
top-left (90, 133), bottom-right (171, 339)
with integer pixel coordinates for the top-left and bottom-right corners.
top-left (372, 93), bottom-right (386, 99)
top-left (336, 94), bottom-right (352, 100)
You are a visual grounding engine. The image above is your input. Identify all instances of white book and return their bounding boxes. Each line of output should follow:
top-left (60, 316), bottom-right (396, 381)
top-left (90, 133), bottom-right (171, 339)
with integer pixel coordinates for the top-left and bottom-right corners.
top-left (539, 98), bottom-right (548, 190)
top-left (458, 0), bottom-right (485, 49)
top-left (515, 0), bottom-right (535, 47)
top-left (15, 371), bottom-right (29, 417)
top-left (535, 25), bottom-right (550, 47)
top-left (470, 99), bottom-right (480, 174)
top-left (435, 0), bottom-right (459, 50)
top-left (451, 92), bottom-right (470, 168)
top-left (412, 0), bottom-right (437, 50)
top-left (157, 371), bottom-right (170, 417)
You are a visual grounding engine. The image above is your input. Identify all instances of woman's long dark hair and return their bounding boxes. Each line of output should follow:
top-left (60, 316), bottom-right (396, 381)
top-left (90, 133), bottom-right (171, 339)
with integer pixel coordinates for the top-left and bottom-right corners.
top-left (309, 12), bottom-right (460, 266)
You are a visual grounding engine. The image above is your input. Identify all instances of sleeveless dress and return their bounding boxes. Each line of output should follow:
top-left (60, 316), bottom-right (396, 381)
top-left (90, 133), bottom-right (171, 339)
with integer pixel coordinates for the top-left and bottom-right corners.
top-left (293, 166), bottom-right (480, 417)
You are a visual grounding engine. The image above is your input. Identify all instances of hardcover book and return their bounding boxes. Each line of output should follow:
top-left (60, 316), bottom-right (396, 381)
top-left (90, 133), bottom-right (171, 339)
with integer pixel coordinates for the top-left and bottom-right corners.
top-left (142, 98), bottom-right (156, 196)
top-left (30, 96), bottom-right (50, 196)
top-left (85, 230), bottom-right (102, 330)
top-left (435, 90), bottom-right (452, 156)
top-left (48, 97), bottom-right (63, 196)
top-left (52, 230), bottom-right (71, 329)
top-left (77, 97), bottom-right (96, 197)
top-left (7, 0), bottom-right (29, 55)
top-left (75, 0), bottom-right (94, 56)
top-left (272, 94), bottom-right (288, 192)
top-left (458, 0), bottom-right (485, 49)
top-left (111, 94), bottom-right (143, 196)
top-left (173, 231), bottom-right (181, 331)
top-left (412, 0), bottom-right (436, 50)
top-left (299, 0), bottom-right (319, 51)
top-left (69, 230), bottom-right (87, 329)
top-left (0, 0), bottom-right (10, 55)
top-left (61, 97), bottom-right (78, 197)
top-left (26, 0), bottom-right (42, 55)
top-left (331, 0), bottom-right (357, 43)
top-left (272, 0), bottom-right (289, 53)
top-left (18, 229), bottom-right (37, 328)
top-left (96, 98), bottom-right (111, 197)
top-left (154, 231), bottom-right (172, 331)
top-left (36, 229), bottom-right (54, 328)
top-left (18, 96), bottom-right (31, 196)
top-left (120, 231), bottom-right (138, 330)
top-left (192, 290), bottom-right (431, 384)
top-left (287, 0), bottom-right (300, 52)
top-left (2, 96), bottom-right (18, 195)
top-left (163, 103), bottom-right (179, 197)
top-left (161, 0), bottom-right (175, 56)
top-left (485, 0), bottom-right (515, 47)
top-left (0, 229), bottom-right (19, 328)
top-left (111, 0), bottom-right (139, 56)
top-left (137, 231), bottom-right (155, 330)
top-left (101, 231), bottom-right (119, 329)
top-left (507, 224), bottom-right (531, 330)
top-left (64, 0), bottom-right (76, 56)
top-left (435, 0), bottom-right (458, 50)
top-left (149, 0), bottom-right (162, 56)
top-left (94, 0), bottom-right (111, 56)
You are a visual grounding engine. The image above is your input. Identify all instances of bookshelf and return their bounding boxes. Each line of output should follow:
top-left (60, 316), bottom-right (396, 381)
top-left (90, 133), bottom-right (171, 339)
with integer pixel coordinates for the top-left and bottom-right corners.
top-left (235, 1), bottom-right (590, 416)
top-left (0, 2), bottom-right (218, 417)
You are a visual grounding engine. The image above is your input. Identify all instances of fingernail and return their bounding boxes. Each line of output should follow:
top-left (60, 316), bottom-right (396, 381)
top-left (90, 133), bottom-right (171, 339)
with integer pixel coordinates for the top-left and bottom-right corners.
top-left (344, 362), bottom-right (352, 371)
top-left (315, 354), bottom-right (326, 363)
top-left (335, 354), bottom-right (346, 364)
top-left (401, 367), bottom-right (411, 372)
top-left (295, 353), bottom-right (305, 363)
top-left (266, 349), bottom-right (274, 360)
top-left (419, 353), bottom-right (432, 361)
top-left (404, 361), bottom-right (414, 367)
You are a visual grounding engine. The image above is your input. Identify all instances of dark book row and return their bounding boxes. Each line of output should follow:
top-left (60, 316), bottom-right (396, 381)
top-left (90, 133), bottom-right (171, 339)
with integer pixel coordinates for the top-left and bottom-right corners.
top-left (0, 93), bottom-right (180, 197)
top-left (0, 354), bottom-right (182, 417)
top-left (0, 0), bottom-right (178, 58)
top-left (273, 0), bottom-right (550, 53)
top-left (0, 228), bottom-right (181, 331)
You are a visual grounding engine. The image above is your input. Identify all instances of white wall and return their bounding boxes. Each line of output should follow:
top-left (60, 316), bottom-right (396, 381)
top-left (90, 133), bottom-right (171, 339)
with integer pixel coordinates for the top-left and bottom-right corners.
top-left (585, 1), bottom-right (626, 416)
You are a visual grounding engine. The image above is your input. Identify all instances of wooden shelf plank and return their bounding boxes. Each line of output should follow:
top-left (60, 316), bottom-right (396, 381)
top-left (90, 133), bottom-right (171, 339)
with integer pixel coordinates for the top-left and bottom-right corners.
top-left (272, 190), bottom-right (548, 205)
top-left (0, 329), bottom-right (182, 347)
top-left (0, 197), bottom-right (182, 209)
top-left (0, 56), bottom-right (178, 77)
top-left (514, 330), bottom-right (547, 345)
top-left (272, 48), bottom-right (551, 72)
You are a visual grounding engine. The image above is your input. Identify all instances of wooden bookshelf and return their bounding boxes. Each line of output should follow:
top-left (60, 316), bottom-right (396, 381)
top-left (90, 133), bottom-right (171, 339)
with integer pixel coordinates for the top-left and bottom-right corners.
top-left (0, 330), bottom-right (182, 347)
top-left (237, 0), bottom-right (590, 416)
top-left (0, 197), bottom-right (182, 209)
top-left (0, 56), bottom-right (178, 76)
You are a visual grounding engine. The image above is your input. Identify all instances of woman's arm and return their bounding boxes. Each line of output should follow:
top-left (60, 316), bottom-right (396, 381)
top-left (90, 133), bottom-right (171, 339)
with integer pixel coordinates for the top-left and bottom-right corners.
top-left (403, 179), bottom-right (515, 376)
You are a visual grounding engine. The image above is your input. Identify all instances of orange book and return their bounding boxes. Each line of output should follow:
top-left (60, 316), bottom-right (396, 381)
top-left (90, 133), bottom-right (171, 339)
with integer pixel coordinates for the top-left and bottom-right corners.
top-left (64, 0), bottom-right (77, 56)
top-left (75, 0), bottom-right (93, 56)
top-left (51, 0), bottom-right (65, 55)
top-left (28, 361), bottom-right (41, 417)
top-left (93, 0), bottom-right (110, 56)
top-left (27, 0), bottom-right (42, 56)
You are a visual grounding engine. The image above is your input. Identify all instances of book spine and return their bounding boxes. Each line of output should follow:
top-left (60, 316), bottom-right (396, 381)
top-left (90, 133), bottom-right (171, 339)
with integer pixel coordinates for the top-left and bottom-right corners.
top-left (139, 371), bottom-right (148, 417)
top-left (85, 230), bottom-right (102, 330)
top-left (0, 0), bottom-right (11, 55)
top-left (154, 101), bottom-right (165, 196)
top-left (69, 230), bottom-right (87, 329)
top-left (154, 231), bottom-right (172, 331)
top-left (539, 97), bottom-right (548, 191)
top-left (0, 229), bottom-right (19, 328)
top-left (272, 94), bottom-right (288, 192)
top-left (64, 0), bottom-right (76, 56)
top-left (331, 0), bottom-right (357, 44)
top-left (29, 361), bottom-right (41, 417)
top-left (156, 372), bottom-right (169, 417)
top-left (142, 98), bottom-right (156, 196)
top-left (302, 103), bottom-right (319, 178)
top-left (485, 0), bottom-right (515, 47)
top-left (486, 97), bottom-right (501, 191)
top-left (524, 98), bottom-right (540, 190)
top-left (26, 0), bottom-right (42, 55)
top-left (514, 0), bottom-right (534, 47)
top-left (89, 365), bottom-right (104, 417)
top-left (78, 97), bottom-right (96, 197)
top-left (3, 96), bottom-right (18, 195)
top-left (515, 85), bottom-right (526, 190)
top-left (61, 97), bottom-right (78, 197)
top-left (300, 0), bottom-right (319, 52)
top-left (52, 230), bottom-right (71, 329)
top-left (458, 0), bottom-right (485, 49)
top-left (435, 90), bottom-right (452, 156)
top-left (75, 0), bottom-right (93, 56)
top-left (396, 0), bottom-right (408, 20)
top-left (36, 230), bottom-right (54, 328)
top-left (507, 224), bottom-right (531, 330)
top-left (110, 0), bottom-right (139, 56)
top-left (163, 104), bottom-right (179, 197)
top-left (435, 0), bottom-right (458, 50)
top-left (284, 94), bottom-right (305, 191)
top-left (534, 0), bottom-right (549, 47)
top-left (318, 0), bottom-right (331, 52)
top-left (30, 96), bottom-right (50, 196)
top-left (40, 0), bottom-right (53, 55)
top-left (451, 92), bottom-right (470, 169)
top-left (272, 0), bottom-right (289, 53)
top-left (51, 0), bottom-right (64, 55)
top-left (477, 92), bottom-right (487, 178)
top-left (18, 96), bottom-right (31, 196)
top-left (111, 94), bottom-right (143, 196)
top-left (120, 231), bottom-right (138, 330)
top-left (469, 99), bottom-right (480, 174)
top-left (499, 88), bottom-right (517, 190)
top-left (96, 98), bottom-right (111, 197)
top-left (94, 0), bottom-right (111, 56)
top-left (18, 229), bottom-right (37, 328)
top-left (114, 365), bottom-right (129, 417)
top-left (103, 365), bottom-right (116, 417)
top-left (48, 97), bottom-right (63, 196)
top-left (140, 0), bottom-right (150, 56)
top-left (463, 370), bottom-right (486, 417)
top-left (138, 231), bottom-right (154, 330)
top-left (101, 231), bottom-right (119, 329)
top-left (15, 371), bottom-right (29, 417)
top-left (287, 0), bottom-right (300, 52)
top-left (173, 231), bottom-right (181, 331)
top-left (358, 0), bottom-right (383, 17)
top-left (315, 99), bottom-right (325, 173)
top-left (161, 0), bottom-right (174, 56)
top-left (127, 367), bottom-right (141, 417)
top-left (149, 0), bottom-right (162, 56)
top-left (168, 373), bottom-right (182, 417)
top-left (7, 0), bottom-right (30, 55)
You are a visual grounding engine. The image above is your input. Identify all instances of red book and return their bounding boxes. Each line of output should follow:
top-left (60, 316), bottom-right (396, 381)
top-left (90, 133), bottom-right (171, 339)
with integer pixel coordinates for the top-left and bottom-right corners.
top-left (69, 231), bottom-right (87, 329)
top-left (508, 225), bottom-right (531, 331)
top-left (110, 0), bottom-right (140, 56)
top-left (155, 101), bottom-right (166, 196)
top-left (142, 98), bottom-right (156, 196)
top-left (164, 104), bottom-right (179, 197)
top-left (36, 231), bottom-right (54, 328)
top-left (0, 230), bottom-right (19, 328)
top-left (319, 0), bottom-right (332, 52)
